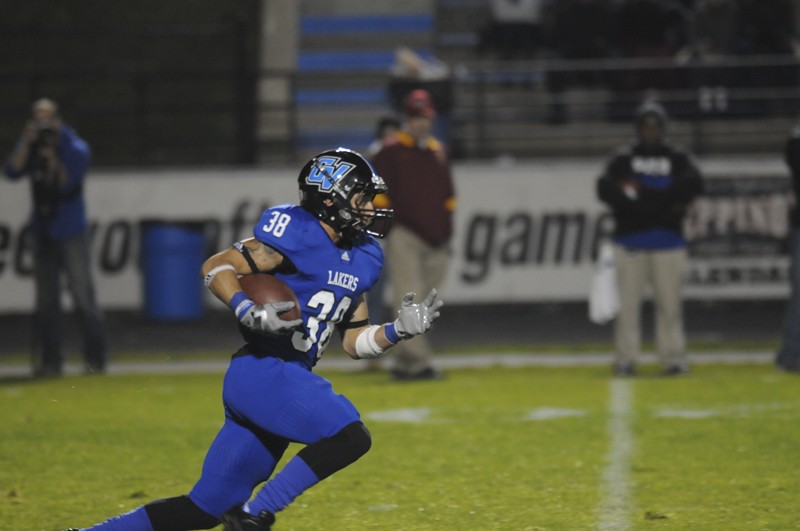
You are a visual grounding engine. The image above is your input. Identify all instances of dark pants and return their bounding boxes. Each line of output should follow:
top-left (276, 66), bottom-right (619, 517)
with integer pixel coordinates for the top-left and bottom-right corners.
top-left (777, 228), bottom-right (800, 369)
top-left (33, 231), bottom-right (106, 373)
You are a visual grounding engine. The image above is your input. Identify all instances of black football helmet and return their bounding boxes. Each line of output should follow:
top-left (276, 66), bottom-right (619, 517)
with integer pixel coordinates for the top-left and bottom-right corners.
top-left (298, 147), bottom-right (393, 239)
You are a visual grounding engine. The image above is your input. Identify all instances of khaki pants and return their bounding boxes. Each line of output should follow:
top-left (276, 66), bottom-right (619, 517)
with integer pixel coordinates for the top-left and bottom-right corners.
top-left (613, 245), bottom-right (688, 368)
top-left (386, 225), bottom-right (450, 373)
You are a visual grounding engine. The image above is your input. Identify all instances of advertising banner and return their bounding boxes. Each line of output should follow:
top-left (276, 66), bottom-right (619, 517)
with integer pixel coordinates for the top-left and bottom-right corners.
top-left (0, 159), bottom-right (792, 312)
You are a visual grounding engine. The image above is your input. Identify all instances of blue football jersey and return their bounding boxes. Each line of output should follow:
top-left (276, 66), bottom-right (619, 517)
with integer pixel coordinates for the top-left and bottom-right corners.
top-left (242, 204), bottom-right (384, 369)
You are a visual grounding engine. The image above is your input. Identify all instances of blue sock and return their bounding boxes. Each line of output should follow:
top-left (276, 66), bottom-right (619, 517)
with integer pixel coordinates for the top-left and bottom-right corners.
top-left (83, 506), bottom-right (154, 531)
top-left (246, 457), bottom-right (319, 515)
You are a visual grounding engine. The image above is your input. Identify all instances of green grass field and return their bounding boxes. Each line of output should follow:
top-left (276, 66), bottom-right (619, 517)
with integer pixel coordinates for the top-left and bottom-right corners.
top-left (2, 363), bottom-right (799, 531)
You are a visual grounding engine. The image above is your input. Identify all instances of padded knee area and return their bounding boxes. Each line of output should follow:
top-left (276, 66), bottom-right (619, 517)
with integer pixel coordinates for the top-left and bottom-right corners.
top-left (298, 421), bottom-right (372, 480)
top-left (145, 495), bottom-right (219, 531)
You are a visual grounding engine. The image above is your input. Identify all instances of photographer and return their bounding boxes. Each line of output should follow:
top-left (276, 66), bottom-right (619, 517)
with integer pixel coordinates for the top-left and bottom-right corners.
top-left (4, 98), bottom-right (106, 377)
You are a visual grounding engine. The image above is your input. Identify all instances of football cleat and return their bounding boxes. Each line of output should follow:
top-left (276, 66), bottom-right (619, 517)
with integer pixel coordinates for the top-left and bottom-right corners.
top-left (612, 362), bottom-right (637, 377)
top-left (391, 366), bottom-right (445, 381)
top-left (662, 363), bottom-right (690, 376)
top-left (221, 506), bottom-right (275, 531)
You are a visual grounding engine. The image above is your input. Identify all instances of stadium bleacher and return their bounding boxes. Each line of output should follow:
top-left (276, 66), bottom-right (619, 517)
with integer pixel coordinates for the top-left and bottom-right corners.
top-left (287, 0), bottom-right (800, 162)
top-left (293, 2), bottom-right (437, 154)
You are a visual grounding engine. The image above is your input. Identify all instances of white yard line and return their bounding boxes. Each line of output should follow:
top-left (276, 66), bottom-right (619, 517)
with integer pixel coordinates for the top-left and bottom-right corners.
top-left (597, 379), bottom-right (634, 530)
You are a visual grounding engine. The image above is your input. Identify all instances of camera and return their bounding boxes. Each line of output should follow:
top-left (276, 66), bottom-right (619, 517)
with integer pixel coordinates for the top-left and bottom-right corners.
top-left (34, 123), bottom-right (58, 147)
top-left (28, 123), bottom-right (61, 219)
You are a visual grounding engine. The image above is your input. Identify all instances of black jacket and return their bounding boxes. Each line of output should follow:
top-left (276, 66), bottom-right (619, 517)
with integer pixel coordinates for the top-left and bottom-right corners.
top-left (597, 141), bottom-right (704, 238)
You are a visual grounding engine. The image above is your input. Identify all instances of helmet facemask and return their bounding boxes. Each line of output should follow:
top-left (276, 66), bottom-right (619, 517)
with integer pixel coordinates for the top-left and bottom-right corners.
top-left (336, 178), bottom-right (393, 239)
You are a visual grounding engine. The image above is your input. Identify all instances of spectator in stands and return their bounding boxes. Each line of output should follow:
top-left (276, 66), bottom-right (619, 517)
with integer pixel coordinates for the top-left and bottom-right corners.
top-left (3, 98), bottom-right (107, 377)
top-left (612, 0), bottom-right (689, 61)
top-left (776, 126), bottom-right (800, 373)
top-left (738, 0), bottom-right (796, 57)
top-left (371, 89), bottom-right (456, 381)
top-left (679, 0), bottom-right (741, 113)
top-left (688, 0), bottom-right (741, 59)
top-left (542, 0), bottom-right (614, 122)
top-left (607, 0), bottom-right (690, 118)
top-left (543, 0), bottom-right (613, 63)
top-left (737, 0), bottom-right (798, 92)
top-left (478, 0), bottom-right (546, 60)
top-left (596, 101), bottom-right (704, 376)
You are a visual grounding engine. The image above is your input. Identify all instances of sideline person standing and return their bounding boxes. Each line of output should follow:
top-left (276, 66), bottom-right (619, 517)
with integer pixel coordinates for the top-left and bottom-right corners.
top-left (63, 148), bottom-right (443, 531)
top-left (776, 126), bottom-right (800, 372)
top-left (372, 89), bottom-right (456, 381)
top-left (3, 98), bottom-right (107, 377)
top-left (597, 101), bottom-right (704, 376)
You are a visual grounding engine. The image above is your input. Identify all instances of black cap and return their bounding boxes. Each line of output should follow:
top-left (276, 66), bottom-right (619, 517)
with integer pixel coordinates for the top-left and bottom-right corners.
top-left (635, 101), bottom-right (668, 127)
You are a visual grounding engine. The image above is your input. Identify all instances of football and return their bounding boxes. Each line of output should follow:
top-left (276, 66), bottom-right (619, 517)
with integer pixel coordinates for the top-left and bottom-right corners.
top-left (239, 274), bottom-right (301, 321)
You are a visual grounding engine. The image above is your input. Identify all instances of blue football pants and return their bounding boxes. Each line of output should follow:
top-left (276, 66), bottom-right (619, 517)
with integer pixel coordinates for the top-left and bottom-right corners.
top-left (188, 354), bottom-right (361, 518)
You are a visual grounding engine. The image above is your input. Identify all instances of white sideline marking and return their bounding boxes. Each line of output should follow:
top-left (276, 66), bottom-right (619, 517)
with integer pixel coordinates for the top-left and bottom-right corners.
top-left (597, 379), bottom-right (633, 530)
top-left (364, 407), bottom-right (431, 423)
top-left (524, 407), bottom-right (587, 421)
top-left (367, 504), bottom-right (398, 512)
top-left (655, 408), bottom-right (721, 419)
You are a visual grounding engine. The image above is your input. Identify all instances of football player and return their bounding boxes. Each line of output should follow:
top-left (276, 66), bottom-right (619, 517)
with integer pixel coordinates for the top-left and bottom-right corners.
top-left (67, 148), bottom-right (443, 531)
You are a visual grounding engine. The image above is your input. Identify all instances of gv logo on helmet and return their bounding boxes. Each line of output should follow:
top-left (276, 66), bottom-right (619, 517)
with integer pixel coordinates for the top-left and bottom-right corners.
top-left (307, 156), bottom-right (356, 192)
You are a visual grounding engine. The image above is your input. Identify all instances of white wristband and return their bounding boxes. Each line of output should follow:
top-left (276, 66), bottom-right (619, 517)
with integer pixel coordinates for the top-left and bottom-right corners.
top-left (354, 325), bottom-right (386, 359)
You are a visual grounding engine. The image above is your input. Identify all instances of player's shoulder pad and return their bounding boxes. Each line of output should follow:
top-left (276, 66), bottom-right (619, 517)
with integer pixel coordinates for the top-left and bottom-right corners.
top-left (349, 233), bottom-right (385, 289)
top-left (253, 204), bottom-right (318, 256)
top-left (358, 233), bottom-right (384, 262)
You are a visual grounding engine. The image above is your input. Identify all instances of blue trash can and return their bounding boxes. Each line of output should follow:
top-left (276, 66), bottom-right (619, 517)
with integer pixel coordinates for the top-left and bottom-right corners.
top-left (140, 220), bottom-right (206, 320)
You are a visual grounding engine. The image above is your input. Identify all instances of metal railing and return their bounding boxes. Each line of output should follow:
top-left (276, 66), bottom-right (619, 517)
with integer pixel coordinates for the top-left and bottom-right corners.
top-left (449, 54), bottom-right (800, 158)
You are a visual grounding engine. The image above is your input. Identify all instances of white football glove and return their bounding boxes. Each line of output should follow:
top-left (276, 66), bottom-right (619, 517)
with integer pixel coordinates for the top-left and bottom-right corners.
top-left (240, 301), bottom-right (303, 336)
top-left (393, 289), bottom-right (444, 339)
